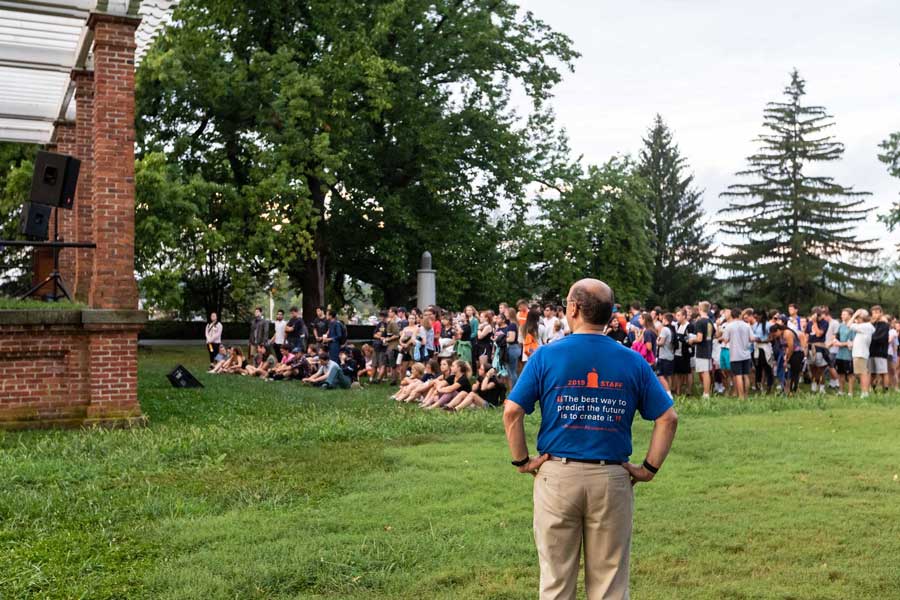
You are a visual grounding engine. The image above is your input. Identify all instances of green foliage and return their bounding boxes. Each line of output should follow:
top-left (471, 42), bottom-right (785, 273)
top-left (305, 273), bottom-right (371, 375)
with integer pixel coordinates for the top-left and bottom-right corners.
top-left (533, 157), bottom-right (653, 304)
top-left (878, 130), bottom-right (900, 235)
top-left (1, 346), bottom-right (899, 598)
top-left (135, 0), bottom-right (577, 316)
top-left (719, 70), bottom-right (878, 307)
top-left (636, 115), bottom-right (714, 308)
top-left (0, 142), bottom-right (38, 294)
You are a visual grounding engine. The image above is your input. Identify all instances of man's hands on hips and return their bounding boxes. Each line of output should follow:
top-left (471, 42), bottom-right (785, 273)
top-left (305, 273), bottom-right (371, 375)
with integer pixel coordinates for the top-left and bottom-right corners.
top-left (623, 462), bottom-right (655, 485)
top-left (517, 453), bottom-right (550, 477)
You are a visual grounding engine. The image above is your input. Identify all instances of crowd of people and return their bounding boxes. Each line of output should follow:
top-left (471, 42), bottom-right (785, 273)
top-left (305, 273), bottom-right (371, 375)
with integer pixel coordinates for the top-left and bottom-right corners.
top-left (200, 298), bottom-right (900, 402)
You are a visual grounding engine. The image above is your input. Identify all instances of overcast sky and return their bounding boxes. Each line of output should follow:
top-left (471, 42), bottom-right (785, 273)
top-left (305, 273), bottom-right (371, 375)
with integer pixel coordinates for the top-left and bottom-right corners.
top-left (516, 0), bottom-right (900, 253)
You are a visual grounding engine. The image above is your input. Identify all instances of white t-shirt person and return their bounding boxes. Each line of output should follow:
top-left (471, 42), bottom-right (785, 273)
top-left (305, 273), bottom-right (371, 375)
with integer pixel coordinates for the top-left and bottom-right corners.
top-left (273, 318), bottom-right (287, 346)
top-left (850, 322), bottom-right (875, 359)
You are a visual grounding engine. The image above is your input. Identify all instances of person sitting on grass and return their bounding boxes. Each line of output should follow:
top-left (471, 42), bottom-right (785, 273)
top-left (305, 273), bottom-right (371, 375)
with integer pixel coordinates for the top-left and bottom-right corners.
top-left (395, 359), bottom-right (441, 403)
top-left (359, 344), bottom-right (375, 382)
top-left (339, 349), bottom-right (358, 383)
top-left (423, 359), bottom-right (471, 410)
top-left (213, 343), bottom-right (227, 364)
top-left (392, 362), bottom-right (426, 401)
top-left (209, 346), bottom-right (235, 374)
top-left (303, 350), bottom-right (353, 389)
top-left (418, 358), bottom-right (453, 406)
top-left (244, 344), bottom-right (277, 377)
top-left (224, 347), bottom-right (247, 374)
top-left (266, 344), bottom-right (297, 379)
top-left (445, 359), bottom-right (507, 411)
top-left (212, 347), bottom-right (246, 375)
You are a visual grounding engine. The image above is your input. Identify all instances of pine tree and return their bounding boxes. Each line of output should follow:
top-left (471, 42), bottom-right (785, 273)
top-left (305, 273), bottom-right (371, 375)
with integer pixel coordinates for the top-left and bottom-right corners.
top-left (637, 115), bottom-right (713, 308)
top-left (718, 70), bottom-right (877, 307)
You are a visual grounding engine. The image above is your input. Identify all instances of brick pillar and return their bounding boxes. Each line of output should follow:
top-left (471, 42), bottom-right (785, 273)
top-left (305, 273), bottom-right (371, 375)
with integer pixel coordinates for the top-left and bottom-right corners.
top-left (73, 70), bottom-right (94, 303)
top-left (46, 120), bottom-right (78, 294)
top-left (88, 13), bottom-right (140, 310)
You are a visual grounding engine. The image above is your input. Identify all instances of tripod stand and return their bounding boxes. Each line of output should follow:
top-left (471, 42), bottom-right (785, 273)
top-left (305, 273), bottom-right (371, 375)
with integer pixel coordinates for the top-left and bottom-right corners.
top-left (20, 208), bottom-right (71, 301)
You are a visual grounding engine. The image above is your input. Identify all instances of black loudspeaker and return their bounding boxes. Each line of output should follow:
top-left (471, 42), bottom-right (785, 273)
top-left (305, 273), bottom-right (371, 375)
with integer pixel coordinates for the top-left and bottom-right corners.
top-left (30, 151), bottom-right (80, 210)
top-left (167, 364), bottom-right (204, 388)
top-left (19, 202), bottom-right (52, 240)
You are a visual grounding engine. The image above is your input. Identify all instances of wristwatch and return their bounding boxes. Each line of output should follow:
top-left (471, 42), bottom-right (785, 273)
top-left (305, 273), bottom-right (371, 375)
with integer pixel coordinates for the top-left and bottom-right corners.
top-left (511, 456), bottom-right (530, 467)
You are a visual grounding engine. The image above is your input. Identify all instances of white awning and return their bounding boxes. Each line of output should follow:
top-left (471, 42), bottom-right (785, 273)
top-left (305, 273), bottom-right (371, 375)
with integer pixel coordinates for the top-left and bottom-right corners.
top-left (0, 0), bottom-right (177, 144)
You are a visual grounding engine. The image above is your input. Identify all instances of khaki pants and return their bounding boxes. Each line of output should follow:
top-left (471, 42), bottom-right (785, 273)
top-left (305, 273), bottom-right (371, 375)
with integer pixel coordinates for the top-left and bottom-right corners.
top-left (533, 460), bottom-right (633, 600)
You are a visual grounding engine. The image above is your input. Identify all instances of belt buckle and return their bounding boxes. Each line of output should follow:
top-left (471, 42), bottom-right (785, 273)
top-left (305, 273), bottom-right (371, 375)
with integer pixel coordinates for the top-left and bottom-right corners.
top-left (561, 457), bottom-right (568, 464)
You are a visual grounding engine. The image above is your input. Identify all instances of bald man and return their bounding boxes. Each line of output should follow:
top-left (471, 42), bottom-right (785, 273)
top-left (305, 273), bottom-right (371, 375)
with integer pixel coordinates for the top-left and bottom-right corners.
top-left (504, 279), bottom-right (678, 600)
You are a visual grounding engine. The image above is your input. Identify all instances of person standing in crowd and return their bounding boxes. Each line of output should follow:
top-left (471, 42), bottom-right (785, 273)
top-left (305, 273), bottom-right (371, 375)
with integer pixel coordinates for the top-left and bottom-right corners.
top-left (503, 312), bottom-right (522, 388)
top-left (772, 323), bottom-right (803, 395)
top-left (475, 310), bottom-right (495, 364)
top-left (269, 309), bottom-right (287, 361)
top-left (724, 309), bottom-right (753, 400)
top-left (628, 302), bottom-right (642, 329)
top-left (285, 306), bottom-right (307, 354)
top-left (556, 305), bottom-right (571, 337)
top-left (397, 312), bottom-right (421, 380)
top-left (503, 278), bottom-right (678, 600)
top-left (248, 307), bottom-right (269, 358)
top-left (522, 308), bottom-right (542, 362)
top-left (787, 304), bottom-right (802, 332)
top-left (606, 314), bottom-right (628, 346)
top-left (750, 310), bottom-right (773, 393)
top-left (321, 309), bottom-right (345, 364)
top-left (824, 307), bottom-right (841, 390)
top-left (672, 309), bottom-right (694, 395)
top-left (807, 310), bottom-right (828, 393)
top-left (311, 306), bottom-right (329, 347)
top-left (540, 304), bottom-right (559, 345)
top-left (656, 313), bottom-right (676, 397)
top-left (690, 301), bottom-right (715, 398)
top-left (205, 312), bottom-right (222, 366)
top-left (890, 318), bottom-right (900, 391)
top-left (516, 299), bottom-right (529, 329)
top-left (869, 305), bottom-right (890, 392)
top-left (385, 307), bottom-right (402, 385)
top-left (850, 309), bottom-right (874, 397)
top-left (372, 310), bottom-right (389, 384)
top-left (833, 308), bottom-right (855, 396)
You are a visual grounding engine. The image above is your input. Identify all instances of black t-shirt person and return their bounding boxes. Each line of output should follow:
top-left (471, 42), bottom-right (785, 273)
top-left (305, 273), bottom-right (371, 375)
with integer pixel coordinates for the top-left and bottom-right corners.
top-left (694, 317), bottom-right (715, 360)
top-left (286, 316), bottom-right (306, 349)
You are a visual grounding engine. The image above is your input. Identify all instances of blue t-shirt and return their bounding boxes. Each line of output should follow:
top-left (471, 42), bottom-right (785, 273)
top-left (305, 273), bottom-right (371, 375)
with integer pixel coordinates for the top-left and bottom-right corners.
top-left (508, 333), bottom-right (674, 462)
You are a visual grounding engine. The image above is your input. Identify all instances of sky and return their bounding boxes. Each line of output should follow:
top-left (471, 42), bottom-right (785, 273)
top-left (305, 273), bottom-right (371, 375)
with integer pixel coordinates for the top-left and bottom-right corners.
top-left (515, 0), bottom-right (900, 253)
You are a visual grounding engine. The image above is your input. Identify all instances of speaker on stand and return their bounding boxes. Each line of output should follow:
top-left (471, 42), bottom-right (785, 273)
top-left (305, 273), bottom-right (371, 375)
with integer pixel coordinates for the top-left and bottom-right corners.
top-left (19, 151), bottom-right (81, 301)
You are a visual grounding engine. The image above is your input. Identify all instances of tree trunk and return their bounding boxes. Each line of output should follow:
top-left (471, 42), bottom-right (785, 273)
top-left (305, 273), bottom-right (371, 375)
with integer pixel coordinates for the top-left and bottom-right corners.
top-left (300, 175), bottom-right (328, 323)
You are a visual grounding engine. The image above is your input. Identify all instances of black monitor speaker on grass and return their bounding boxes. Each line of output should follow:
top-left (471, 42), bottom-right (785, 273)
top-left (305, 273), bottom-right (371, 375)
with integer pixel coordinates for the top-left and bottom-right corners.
top-left (167, 364), bottom-right (204, 388)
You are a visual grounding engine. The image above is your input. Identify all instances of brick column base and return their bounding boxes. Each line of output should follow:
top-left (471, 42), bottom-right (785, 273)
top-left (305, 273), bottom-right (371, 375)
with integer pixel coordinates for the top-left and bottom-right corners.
top-left (0, 310), bottom-right (146, 430)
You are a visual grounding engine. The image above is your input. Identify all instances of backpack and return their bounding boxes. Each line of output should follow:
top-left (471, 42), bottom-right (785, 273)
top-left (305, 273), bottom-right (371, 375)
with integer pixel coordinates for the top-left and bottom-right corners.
top-left (337, 321), bottom-right (348, 345)
top-left (632, 335), bottom-right (656, 365)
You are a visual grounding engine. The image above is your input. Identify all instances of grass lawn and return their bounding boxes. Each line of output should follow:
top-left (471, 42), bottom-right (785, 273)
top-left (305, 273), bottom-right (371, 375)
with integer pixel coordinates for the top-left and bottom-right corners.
top-left (1, 346), bottom-right (899, 599)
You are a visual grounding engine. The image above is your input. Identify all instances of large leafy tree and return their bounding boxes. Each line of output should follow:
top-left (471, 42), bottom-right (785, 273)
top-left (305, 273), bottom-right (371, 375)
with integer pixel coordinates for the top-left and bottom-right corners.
top-left (636, 115), bottom-right (713, 308)
top-left (533, 157), bottom-right (653, 304)
top-left (718, 70), bottom-right (877, 306)
top-left (136, 0), bottom-right (577, 318)
top-left (0, 143), bottom-right (38, 294)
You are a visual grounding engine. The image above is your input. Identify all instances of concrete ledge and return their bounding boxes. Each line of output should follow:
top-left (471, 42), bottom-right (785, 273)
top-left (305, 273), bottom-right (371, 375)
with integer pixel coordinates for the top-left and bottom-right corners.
top-left (0, 310), bottom-right (82, 326)
top-left (81, 309), bottom-right (148, 324)
top-left (0, 309), bottom-right (147, 326)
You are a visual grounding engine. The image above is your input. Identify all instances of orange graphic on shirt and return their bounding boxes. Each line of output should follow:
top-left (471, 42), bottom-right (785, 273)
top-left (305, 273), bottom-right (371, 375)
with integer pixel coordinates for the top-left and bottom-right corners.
top-left (586, 369), bottom-right (599, 388)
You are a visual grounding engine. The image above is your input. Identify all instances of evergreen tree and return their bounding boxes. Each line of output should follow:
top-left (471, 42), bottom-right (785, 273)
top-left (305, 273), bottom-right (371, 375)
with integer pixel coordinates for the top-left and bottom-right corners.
top-left (877, 131), bottom-right (900, 237)
top-left (636, 115), bottom-right (713, 308)
top-left (718, 70), bottom-right (877, 306)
